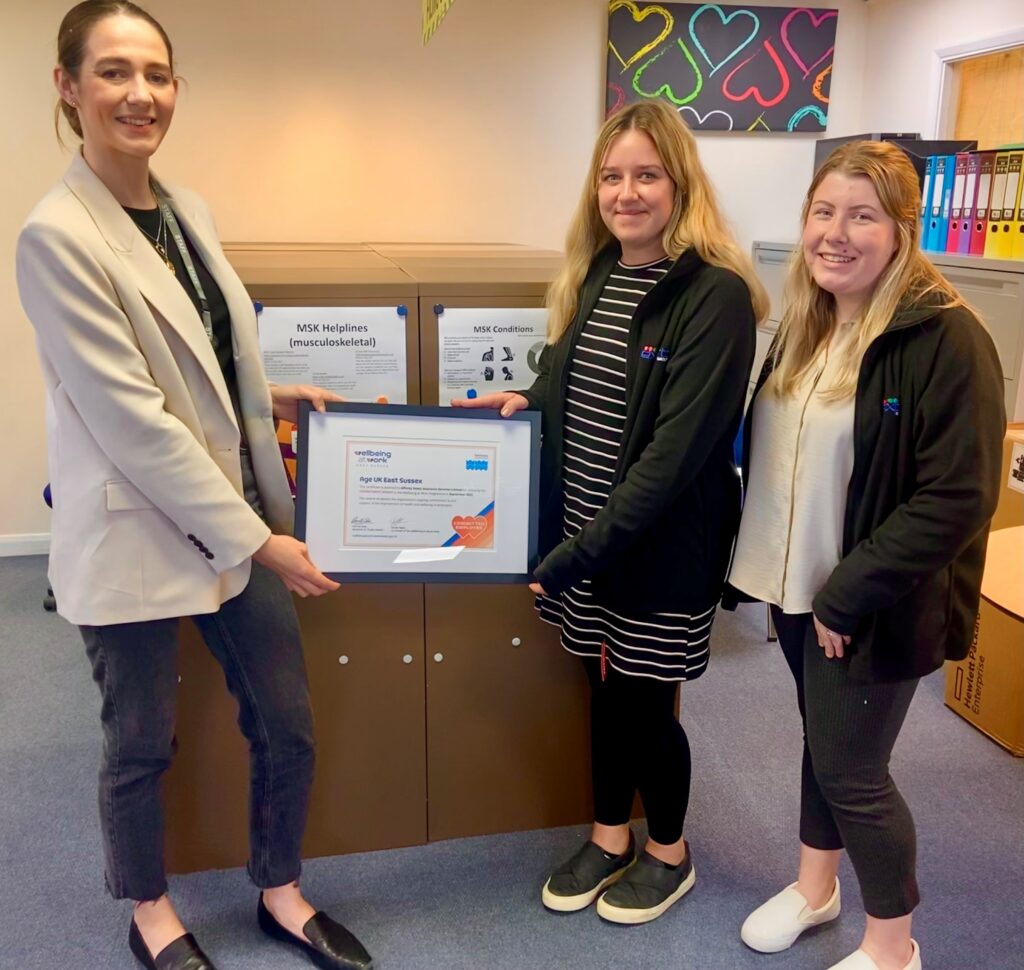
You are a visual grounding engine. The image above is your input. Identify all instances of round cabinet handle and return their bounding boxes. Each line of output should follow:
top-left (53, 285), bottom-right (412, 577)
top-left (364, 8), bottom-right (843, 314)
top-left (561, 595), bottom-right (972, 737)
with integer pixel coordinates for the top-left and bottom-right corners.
top-left (511, 637), bottom-right (522, 647)
top-left (433, 652), bottom-right (444, 663)
top-left (402, 654), bottom-right (413, 665)
top-left (338, 655), bottom-right (350, 665)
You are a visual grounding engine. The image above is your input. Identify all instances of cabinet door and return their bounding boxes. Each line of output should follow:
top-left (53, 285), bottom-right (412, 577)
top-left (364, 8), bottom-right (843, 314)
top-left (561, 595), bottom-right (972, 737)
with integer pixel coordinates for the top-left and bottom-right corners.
top-left (297, 585), bottom-right (427, 856)
top-left (940, 267), bottom-right (1023, 418)
top-left (424, 584), bottom-right (592, 842)
top-left (938, 267), bottom-right (1023, 371)
top-left (164, 618), bottom-right (250, 874)
top-left (753, 244), bottom-right (792, 326)
top-left (164, 585), bottom-right (427, 875)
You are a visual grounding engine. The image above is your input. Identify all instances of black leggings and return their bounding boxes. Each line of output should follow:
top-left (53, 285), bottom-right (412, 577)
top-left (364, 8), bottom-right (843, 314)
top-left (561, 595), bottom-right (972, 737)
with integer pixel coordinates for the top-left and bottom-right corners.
top-left (583, 657), bottom-right (691, 845)
top-left (772, 608), bottom-right (921, 918)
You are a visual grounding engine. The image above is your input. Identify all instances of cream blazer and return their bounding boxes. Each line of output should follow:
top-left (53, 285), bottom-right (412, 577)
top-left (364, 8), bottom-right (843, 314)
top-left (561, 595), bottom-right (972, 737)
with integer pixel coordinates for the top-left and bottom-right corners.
top-left (16, 153), bottom-right (294, 626)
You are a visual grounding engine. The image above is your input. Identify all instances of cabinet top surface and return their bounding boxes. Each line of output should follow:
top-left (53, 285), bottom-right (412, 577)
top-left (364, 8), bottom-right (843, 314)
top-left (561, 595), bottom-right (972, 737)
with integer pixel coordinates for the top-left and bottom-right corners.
top-left (223, 242), bottom-right (563, 289)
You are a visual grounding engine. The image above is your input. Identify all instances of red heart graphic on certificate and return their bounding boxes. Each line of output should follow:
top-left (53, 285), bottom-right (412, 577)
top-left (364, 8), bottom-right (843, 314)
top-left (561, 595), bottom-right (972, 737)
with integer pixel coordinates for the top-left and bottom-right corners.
top-left (452, 515), bottom-right (488, 540)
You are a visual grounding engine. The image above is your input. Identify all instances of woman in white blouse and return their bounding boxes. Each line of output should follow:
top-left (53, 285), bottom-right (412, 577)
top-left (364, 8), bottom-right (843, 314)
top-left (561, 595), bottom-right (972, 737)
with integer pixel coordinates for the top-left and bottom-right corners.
top-left (728, 141), bottom-right (1004, 970)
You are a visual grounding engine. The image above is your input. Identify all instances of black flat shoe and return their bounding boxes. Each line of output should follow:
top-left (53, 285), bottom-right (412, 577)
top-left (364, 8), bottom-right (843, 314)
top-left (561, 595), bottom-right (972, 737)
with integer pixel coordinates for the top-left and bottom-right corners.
top-left (257, 893), bottom-right (374, 970)
top-left (128, 919), bottom-right (218, 970)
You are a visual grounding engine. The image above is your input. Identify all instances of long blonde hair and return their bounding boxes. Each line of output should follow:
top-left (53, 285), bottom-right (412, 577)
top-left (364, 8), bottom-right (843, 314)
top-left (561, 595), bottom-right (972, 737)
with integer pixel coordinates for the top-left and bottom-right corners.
top-left (545, 100), bottom-right (768, 343)
top-left (770, 140), bottom-right (981, 400)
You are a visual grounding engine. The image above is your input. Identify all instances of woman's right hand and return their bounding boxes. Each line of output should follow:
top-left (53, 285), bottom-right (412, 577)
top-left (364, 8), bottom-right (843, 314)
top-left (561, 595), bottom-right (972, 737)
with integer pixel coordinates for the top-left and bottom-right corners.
top-left (450, 392), bottom-right (529, 418)
top-left (253, 534), bottom-right (340, 597)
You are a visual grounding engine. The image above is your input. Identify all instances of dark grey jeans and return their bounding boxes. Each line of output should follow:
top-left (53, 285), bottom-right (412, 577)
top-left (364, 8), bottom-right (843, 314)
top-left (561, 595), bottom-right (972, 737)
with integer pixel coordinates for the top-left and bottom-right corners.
top-left (80, 562), bottom-right (315, 901)
top-left (772, 607), bottom-right (920, 919)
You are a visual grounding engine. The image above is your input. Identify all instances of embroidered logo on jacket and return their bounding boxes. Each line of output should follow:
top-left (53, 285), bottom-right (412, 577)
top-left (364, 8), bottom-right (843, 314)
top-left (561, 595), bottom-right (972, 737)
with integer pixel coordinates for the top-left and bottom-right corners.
top-left (640, 345), bottom-right (670, 362)
top-left (882, 396), bottom-right (901, 416)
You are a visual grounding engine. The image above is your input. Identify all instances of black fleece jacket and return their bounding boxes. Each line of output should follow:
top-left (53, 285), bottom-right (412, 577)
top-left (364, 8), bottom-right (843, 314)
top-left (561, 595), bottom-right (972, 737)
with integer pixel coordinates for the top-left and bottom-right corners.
top-left (732, 296), bottom-right (1005, 683)
top-left (522, 243), bottom-right (756, 613)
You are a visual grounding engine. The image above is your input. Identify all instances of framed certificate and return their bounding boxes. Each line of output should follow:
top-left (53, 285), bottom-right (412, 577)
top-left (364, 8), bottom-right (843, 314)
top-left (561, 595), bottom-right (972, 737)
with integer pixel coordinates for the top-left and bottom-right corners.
top-left (294, 402), bottom-right (540, 582)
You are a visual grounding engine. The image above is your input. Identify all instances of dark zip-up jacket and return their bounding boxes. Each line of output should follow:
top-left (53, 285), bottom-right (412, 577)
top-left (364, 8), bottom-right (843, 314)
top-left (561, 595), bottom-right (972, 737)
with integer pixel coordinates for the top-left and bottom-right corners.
top-left (522, 243), bottom-right (756, 613)
top-left (732, 296), bottom-right (1005, 683)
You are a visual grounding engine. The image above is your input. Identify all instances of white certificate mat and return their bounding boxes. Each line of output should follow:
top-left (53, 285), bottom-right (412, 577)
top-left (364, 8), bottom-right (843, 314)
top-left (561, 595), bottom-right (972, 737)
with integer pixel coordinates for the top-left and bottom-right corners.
top-left (295, 403), bottom-right (540, 582)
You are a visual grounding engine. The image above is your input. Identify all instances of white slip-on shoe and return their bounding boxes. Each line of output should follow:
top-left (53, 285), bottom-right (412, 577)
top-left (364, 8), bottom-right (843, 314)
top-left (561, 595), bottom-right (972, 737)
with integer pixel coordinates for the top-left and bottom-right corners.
top-left (740, 878), bottom-right (841, 953)
top-left (828, 939), bottom-right (921, 970)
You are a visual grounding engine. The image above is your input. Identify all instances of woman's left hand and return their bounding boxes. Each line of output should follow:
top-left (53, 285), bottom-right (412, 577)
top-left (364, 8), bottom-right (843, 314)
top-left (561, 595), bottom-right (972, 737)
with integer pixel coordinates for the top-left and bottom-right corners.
top-left (529, 582), bottom-right (547, 595)
top-left (270, 384), bottom-right (346, 424)
top-left (813, 614), bottom-right (851, 659)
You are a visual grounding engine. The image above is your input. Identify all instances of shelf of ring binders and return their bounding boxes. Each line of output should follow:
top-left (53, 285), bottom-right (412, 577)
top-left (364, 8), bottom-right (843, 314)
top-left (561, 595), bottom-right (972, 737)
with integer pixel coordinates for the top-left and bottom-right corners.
top-left (917, 148), bottom-right (1024, 261)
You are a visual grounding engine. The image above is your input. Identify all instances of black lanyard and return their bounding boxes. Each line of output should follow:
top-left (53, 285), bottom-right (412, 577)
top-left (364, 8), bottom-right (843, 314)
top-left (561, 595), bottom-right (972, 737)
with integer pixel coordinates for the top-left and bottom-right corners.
top-left (153, 185), bottom-right (216, 348)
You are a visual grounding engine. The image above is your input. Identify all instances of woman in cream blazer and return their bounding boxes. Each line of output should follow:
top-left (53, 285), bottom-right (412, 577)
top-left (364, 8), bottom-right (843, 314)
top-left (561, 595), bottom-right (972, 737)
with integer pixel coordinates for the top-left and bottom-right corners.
top-left (22, 150), bottom-right (295, 625)
top-left (17, 4), bottom-right (373, 970)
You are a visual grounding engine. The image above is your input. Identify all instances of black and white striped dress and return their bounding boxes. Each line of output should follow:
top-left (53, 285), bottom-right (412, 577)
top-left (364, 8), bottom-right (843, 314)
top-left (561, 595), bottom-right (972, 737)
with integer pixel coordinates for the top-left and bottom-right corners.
top-left (536, 258), bottom-right (715, 683)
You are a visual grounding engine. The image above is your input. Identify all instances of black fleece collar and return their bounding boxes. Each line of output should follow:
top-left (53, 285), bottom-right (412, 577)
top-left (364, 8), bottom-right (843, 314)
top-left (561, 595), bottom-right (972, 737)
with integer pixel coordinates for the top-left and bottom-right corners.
top-left (585, 241), bottom-right (705, 314)
top-left (885, 287), bottom-right (950, 333)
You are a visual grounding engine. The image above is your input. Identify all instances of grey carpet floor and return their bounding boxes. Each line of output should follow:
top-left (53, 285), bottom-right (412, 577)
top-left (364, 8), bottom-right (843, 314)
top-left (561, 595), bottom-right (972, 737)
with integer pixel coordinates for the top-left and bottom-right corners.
top-left (1, 554), bottom-right (1021, 969)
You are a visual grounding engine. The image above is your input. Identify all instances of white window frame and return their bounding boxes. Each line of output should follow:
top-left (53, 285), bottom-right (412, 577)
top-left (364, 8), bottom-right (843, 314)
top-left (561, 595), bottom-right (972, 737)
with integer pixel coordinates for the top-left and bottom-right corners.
top-left (930, 27), bottom-right (1024, 138)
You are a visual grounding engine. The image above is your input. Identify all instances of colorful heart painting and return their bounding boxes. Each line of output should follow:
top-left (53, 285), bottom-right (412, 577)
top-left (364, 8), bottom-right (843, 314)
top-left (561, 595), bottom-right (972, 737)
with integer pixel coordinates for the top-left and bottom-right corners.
top-left (606, 2), bottom-right (839, 133)
top-left (609, 0), bottom-right (676, 70)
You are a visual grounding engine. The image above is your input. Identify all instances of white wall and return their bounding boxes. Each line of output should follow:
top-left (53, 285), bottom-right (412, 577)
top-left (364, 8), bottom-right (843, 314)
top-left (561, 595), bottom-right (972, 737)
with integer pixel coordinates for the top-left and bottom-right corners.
top-left (6, 0), bottom-right (998, 545)
top-left (697, 0), bottom-right (868, 250)
top-left (863, 0), bottom-right (1024, 138)
top-left (3, 0), bottom-right (612, 544)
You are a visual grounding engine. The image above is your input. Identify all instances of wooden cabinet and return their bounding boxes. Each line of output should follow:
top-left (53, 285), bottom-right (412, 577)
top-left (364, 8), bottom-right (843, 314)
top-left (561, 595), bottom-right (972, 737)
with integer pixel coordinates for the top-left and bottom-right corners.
top-left (164, 586), bottom-right (428, 874)
top-left (162, 244), bottom-right (593, 875)
top-left (406, 251), bottom-right (592, 842)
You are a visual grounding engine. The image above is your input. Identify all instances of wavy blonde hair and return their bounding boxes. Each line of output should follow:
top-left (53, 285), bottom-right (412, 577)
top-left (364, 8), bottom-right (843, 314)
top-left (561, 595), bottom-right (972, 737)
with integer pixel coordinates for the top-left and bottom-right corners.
top-left (770, 140), bottom-right (981, 400)
top-left (545, 100), bottom-right (768, 343)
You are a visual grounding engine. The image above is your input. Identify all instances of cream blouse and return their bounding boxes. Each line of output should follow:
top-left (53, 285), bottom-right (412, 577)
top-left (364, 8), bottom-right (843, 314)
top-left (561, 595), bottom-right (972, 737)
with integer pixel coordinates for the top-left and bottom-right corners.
top-left (729, 334), bottom-right (856, 615)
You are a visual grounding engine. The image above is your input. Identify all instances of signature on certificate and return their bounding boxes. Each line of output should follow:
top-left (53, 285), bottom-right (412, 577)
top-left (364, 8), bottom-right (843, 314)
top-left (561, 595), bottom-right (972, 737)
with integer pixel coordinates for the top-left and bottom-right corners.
top-left (391, 516), bottom-right (407, 529)
top-left (350, 516), bottom-right (372, 527)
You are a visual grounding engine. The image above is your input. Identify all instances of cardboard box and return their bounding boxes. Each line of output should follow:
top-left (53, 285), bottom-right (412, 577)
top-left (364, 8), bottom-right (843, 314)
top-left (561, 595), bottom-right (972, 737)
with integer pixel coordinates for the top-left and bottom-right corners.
top-left (992, 424), bottom-right (1024, 532)
top-left (944, 426), bottom-right (1024, 755)
top-left (945, 594), bottom-right (1024, 755)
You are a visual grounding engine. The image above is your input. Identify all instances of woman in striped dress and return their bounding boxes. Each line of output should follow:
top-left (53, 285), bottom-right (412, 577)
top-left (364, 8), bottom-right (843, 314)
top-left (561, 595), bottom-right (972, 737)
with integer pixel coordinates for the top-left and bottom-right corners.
top-left (454, 100), bottom-right (767, 924)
